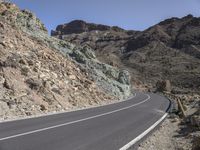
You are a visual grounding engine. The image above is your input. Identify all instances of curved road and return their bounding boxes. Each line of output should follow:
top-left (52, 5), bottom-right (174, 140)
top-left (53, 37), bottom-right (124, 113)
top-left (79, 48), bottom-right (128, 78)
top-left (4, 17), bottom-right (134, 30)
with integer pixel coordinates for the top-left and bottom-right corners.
top-left (0, 92), bottom-right (170, 150)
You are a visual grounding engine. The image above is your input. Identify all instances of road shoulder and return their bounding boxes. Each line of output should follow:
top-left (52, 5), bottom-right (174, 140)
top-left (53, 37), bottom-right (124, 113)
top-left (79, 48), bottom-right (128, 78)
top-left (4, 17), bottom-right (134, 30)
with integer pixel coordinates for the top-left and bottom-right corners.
top-left (137, 117), bottom-right (192, 150)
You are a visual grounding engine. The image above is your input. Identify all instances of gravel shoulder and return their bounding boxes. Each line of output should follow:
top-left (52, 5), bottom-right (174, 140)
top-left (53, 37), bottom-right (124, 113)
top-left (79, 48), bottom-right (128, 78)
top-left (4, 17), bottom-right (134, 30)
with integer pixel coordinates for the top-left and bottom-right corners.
top-left (137, 117), bottom-right (192, 150)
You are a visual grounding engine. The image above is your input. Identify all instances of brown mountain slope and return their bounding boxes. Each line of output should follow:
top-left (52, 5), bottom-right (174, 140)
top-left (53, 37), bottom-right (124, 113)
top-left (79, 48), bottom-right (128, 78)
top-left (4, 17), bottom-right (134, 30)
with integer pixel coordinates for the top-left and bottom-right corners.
top-left (52, 15), bottom-right (200, 94)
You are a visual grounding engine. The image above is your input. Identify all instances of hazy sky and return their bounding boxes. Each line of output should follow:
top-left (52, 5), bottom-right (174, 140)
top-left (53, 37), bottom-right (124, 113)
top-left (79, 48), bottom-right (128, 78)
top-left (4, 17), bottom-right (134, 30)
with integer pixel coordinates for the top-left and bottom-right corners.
top-left (11, 0), bottom-right (200, 32)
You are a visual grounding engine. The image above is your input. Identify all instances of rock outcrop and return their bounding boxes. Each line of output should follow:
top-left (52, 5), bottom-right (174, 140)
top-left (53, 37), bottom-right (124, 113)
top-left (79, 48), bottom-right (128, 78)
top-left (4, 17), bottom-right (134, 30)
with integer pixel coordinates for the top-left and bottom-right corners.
top-left (0, 2), bottom-right (132, 120)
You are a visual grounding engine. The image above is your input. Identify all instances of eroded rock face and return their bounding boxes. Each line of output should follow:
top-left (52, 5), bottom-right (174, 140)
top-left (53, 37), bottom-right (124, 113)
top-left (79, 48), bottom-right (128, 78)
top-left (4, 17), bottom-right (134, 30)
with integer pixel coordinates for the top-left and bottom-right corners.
top-left (69, 46), bottom-right (132, 99)
top-left (52, 15), bottom-right (200, 94)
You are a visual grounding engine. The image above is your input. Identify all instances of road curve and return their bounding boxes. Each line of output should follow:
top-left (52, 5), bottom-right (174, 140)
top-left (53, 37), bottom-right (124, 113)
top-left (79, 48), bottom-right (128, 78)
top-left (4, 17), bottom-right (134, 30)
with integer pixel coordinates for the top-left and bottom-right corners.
top-left (0, 92), bottom-right (170, 150)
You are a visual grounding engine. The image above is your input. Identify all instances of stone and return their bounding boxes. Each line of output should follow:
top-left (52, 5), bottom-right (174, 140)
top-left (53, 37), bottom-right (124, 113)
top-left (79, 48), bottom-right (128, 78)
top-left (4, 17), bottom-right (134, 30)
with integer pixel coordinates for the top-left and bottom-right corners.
top-left (20, 66), bottom-right (30, 76)
top-left (0, 76), bottom-right (5, 84)
top-left (156, 80), bottom-right (171, 93)
top-left (51, 86), bottom-right (61, 95)
top-left (3, 79), bottom-right (12, 89)
top-left (26, 78), bottom-right (42, 90)
top-left (27, 60), bottom-right (34, 66)
top-left (40, 104), bottom-right (47, 111)
top-left (68, 74), bottom-right (76, 80)
top-left (6, 100), bottom-right (16, 109)
top-left (25, 111), bottom-right (32, 116)
top-left (190, 115), bottom-right (200, 128)
top-left (18, 58), bottom-right (27, 65)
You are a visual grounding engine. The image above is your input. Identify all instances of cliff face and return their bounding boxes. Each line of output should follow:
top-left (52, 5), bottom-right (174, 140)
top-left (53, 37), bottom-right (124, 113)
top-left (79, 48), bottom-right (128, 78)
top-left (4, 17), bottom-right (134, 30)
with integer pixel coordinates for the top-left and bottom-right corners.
top-left (0, 2), bottom-right (132, 120)
top-left (52, 15), bottom-right (200, 94)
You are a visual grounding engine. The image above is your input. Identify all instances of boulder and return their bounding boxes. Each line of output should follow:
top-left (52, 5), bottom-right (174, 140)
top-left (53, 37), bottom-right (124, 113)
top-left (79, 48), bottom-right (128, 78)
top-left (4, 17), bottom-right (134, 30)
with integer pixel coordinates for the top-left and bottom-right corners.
top-left (26, 78), bottom-right (42, 90)
top-left (156, 80), bottom-right (171, 92)
top-left (190, 115), bottom-right (200, 127)
top-left (40, 104), bottom-right (47, 111)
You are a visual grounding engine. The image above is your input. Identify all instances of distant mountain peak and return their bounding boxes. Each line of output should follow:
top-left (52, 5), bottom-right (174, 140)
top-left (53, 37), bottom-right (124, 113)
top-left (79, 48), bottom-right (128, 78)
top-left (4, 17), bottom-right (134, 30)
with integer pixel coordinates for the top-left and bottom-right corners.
top-left (51, 20), bottom-right (125, 36)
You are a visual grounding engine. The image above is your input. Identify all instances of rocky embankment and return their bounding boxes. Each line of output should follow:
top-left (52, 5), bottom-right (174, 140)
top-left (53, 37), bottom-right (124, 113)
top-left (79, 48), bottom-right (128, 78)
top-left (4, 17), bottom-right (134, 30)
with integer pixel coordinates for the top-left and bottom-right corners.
top-left (0, 2), bottom-right (132, 120)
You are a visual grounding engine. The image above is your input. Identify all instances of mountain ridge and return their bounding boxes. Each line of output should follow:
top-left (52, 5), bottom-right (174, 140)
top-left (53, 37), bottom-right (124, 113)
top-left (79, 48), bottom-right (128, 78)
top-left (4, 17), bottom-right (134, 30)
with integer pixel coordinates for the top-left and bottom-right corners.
top-left (52, 14), bottom-right (200, 93)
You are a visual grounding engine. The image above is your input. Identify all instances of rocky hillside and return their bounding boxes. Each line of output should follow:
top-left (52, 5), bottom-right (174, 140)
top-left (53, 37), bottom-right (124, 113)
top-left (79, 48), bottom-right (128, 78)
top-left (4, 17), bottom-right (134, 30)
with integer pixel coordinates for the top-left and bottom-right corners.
top-left (52, 15), bottom-right (200, 94)
top-left (0, 2), bottom-right (132, 120)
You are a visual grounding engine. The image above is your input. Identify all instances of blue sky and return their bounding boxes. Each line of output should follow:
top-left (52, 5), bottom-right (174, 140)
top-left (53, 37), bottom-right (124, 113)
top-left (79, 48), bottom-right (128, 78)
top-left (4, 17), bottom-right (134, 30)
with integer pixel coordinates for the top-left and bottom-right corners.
top-left (11, 0), bottom-right (200, 32)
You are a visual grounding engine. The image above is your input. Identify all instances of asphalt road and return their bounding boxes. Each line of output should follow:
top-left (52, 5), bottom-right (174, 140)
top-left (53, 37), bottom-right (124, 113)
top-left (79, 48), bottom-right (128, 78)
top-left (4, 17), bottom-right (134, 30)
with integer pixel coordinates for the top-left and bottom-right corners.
top-left (0, 92), bottom-right (170, 150)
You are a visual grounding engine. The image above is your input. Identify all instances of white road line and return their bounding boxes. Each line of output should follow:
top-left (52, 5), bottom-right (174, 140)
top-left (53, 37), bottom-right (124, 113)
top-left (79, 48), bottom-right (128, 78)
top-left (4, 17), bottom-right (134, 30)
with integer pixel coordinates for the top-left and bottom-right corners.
top-left (0, 94), bottom-right (150, 141)
top-left (0, 93), bottom-right (137, 123)
top-left (119, 113), bottom-right (168, 150)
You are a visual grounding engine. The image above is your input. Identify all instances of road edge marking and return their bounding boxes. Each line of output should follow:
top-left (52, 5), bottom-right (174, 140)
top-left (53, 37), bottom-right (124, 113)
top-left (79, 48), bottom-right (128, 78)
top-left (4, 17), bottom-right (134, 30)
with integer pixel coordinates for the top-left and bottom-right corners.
top-left (0, 93), bottom-right (137, 123)
top-left (119, 113), bottom-right (168, 150)
top-left (0, 94), bottom-right (149, 141)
